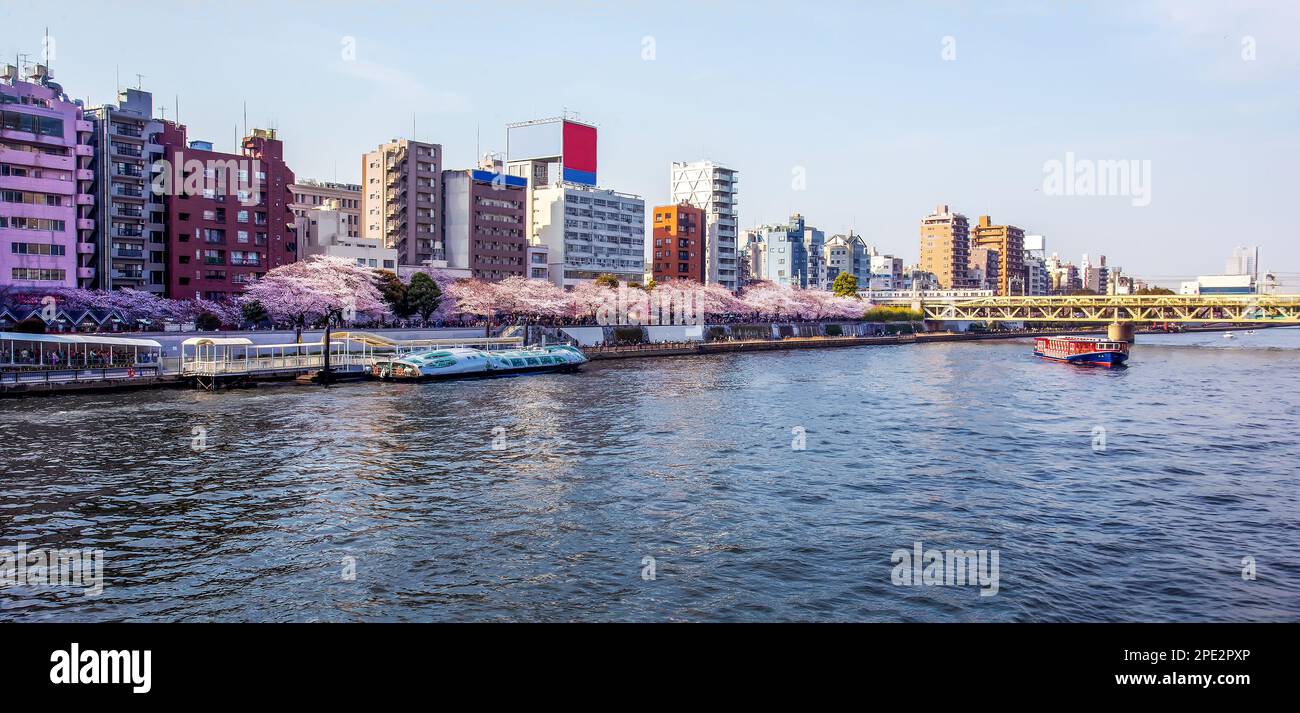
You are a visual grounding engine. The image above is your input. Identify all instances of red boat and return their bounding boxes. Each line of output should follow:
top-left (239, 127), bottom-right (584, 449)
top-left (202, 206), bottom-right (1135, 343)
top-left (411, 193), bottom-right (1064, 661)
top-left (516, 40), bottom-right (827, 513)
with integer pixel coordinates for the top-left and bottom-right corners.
top-left (1033, 336), bottom-right (1129, 367)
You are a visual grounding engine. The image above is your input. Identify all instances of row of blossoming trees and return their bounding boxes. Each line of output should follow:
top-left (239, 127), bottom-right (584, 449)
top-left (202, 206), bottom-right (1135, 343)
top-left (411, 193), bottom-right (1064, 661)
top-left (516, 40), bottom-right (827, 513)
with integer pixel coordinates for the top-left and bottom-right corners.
top-left (6, 256), bottom-right (872, 336)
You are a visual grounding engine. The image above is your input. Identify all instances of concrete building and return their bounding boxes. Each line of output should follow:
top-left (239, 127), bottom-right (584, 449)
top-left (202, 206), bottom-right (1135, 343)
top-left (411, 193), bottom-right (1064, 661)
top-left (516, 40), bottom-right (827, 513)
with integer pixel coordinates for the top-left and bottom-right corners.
top-left (156, 124), bottom-right (296, 300)
top-left (670, 160), bottom-right (739, 290)
top-left (526, 243), bottom-right (549, 281)
top-left (1080, 253), bottom-right (1109, 294)
top-left (442, 168), bottom-right (528, 281)
top-left (85, 88), bottom-right (165, 293)
top-left (296, 199), bottom-right (396, 270)
top-left (1023, 234), bottom-right (1048, 296)
top-left (0, 64), bottom-right (95, 290)
top-left (650, 202), bottom-right (705, 283)
top-left (1180, 274), bottom-right (1256, 295)
top-left (737, 227), bottom-right (764, 286)
top-left (824, 232), bottom-right (869, 288)
top-left (362, 138), bottom-right (441, 267)
top-left (970, 215), bottom-right (1025, 296)
top-left (749, 214), bottom-right (819, 288)
top-left (526, 183), bottom-right (644, 288)
top-left (868, 250), bottom-right (905, 291)
top-left (919, 204), bottom-right (970, 290)
top-left (1045, 253), bottom-right (1081, 294)
top-left (1225, 246), bottom-right (1259, 279)
top-left (969, 246), bottom-right (1000, 293)
top-left (291, 180), bottom-right (361, 238)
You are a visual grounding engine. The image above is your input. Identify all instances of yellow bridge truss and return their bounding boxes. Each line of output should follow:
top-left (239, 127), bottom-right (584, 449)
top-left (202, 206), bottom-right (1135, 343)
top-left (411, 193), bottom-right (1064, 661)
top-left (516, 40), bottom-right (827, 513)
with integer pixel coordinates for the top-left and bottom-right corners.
top-left (919, 294), bottom-right (1300, 324)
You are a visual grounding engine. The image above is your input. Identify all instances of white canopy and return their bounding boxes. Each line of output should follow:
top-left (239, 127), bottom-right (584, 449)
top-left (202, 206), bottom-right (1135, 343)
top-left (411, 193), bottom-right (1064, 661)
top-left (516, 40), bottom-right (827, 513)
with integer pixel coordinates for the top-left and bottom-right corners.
top-left (0, 332), bottom-right (162, 348)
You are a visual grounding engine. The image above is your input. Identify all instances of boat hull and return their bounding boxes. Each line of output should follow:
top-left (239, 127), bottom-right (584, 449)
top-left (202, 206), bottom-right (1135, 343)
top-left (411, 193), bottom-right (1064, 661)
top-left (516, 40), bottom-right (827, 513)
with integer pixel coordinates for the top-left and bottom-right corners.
top-left (1033, 350), bottom-right (1128, 367)
top-left (372, 363), bottom-right (582, 382)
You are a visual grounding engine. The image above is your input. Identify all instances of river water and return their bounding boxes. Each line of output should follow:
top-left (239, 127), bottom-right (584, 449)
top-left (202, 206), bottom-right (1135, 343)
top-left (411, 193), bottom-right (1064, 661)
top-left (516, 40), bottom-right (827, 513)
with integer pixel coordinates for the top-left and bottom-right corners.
top-left (2, 328), bottom-right (1298, 621)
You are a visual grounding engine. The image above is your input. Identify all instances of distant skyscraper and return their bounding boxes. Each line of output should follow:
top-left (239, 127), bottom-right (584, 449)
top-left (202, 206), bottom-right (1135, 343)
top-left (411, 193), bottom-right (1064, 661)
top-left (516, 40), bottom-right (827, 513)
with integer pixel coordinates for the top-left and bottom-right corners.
top-left (362, 138), bottom-right (442, 266)
top-left (670, 161), bottom-right (739, 291)
top-left (919, 204), bottom-right (970, 290)
top-left (1225, 246), bottom-right (1259, 279)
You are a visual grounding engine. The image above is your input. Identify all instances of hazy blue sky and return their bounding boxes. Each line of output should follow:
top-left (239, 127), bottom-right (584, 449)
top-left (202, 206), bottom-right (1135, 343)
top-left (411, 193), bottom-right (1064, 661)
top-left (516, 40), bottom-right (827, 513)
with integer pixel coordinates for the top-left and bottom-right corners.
top-left (4, 1), bottom-right (1297, 284)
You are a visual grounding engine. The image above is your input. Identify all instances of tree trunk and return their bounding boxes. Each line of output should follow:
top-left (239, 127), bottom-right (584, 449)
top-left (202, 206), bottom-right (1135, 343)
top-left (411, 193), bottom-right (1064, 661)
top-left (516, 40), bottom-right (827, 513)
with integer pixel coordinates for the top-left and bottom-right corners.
top-left (320, 309), bottom-right (336, 386)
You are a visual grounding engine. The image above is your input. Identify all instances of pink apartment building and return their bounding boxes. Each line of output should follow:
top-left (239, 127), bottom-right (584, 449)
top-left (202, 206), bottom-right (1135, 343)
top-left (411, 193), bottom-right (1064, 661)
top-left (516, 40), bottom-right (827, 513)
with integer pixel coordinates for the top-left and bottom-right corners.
top-left (0, 64), bottom-right (96, 290)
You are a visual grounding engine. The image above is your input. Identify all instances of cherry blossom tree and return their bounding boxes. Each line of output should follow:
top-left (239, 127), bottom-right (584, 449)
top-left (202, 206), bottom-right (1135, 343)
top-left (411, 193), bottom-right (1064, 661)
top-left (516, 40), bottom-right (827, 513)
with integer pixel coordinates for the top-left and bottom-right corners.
top-left (568, 280), bottom-right (615, 323)
top-left (242, 255), bottom-right (389, 343)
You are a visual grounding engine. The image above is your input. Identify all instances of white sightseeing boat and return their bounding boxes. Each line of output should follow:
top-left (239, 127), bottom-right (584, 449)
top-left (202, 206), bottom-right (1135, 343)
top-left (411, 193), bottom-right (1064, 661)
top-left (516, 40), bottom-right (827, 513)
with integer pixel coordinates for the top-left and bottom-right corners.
top-left (369, 345), bottom-right (587, 381)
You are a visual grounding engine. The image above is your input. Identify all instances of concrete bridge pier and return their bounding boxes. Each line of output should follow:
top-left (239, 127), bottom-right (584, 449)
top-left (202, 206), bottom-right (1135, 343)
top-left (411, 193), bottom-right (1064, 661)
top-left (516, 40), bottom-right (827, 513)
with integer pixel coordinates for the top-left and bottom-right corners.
top-left (1108, 322), bottom-right (1136, 343)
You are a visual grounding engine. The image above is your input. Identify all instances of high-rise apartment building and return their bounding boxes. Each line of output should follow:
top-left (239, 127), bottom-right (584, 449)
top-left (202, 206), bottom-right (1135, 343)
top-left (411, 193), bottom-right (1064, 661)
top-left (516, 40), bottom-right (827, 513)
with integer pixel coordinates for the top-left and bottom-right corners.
top-left (0, 64), bottom-right (95, 290)
top-left (670, 160), bottom-right (739, 291)
top-left (291, 180), bottom-right (361, 238)
top-left (85, 88), bottom-right (166, 293)
top-left (970, 214), bottom-right (1025, 296)
top-left (919, 204), bottom-right (970, 290)
top-left (442, 167), bottom-right (528, 281)
top-left (969, 246), bottom-right (1000, 292)
top-left (362, 139), bottom-right (441, 266)
top-left (156, 124), bottom-right (296, 300)
top-left (650, 202), bottom-right (705, 283)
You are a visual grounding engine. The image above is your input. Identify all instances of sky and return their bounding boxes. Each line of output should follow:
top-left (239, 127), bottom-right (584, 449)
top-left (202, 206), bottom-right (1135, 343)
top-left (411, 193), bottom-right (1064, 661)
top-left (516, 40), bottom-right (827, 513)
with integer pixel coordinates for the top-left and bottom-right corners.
top-left (3, 0), bottom-right (1298, 286)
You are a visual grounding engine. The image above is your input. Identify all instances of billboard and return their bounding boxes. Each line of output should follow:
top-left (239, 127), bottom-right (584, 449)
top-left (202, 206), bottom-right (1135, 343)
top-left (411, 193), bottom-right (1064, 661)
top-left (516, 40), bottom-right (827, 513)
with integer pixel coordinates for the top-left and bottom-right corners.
top-left (506, 118), bottom-right (597, 186)
top-left (561, 120), bottom-right (597, 186)
top-left (506, 121), bottom-right (562, 163)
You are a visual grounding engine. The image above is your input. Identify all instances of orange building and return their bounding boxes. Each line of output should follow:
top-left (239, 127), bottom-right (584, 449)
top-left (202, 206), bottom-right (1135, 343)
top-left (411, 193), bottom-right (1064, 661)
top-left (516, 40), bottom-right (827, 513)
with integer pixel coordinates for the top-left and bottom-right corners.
top-left (651, 202), bottom-right (705, 283)
top-left (970, 215), bottom-right (1026, 296)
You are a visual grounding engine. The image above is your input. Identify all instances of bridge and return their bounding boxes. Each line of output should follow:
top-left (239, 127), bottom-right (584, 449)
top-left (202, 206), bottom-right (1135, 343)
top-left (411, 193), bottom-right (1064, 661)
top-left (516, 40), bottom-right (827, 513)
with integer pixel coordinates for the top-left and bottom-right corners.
top-left (904, 293), bottom-right (1300, 341)
top-left (913, 294), bottom-right (1300, 324)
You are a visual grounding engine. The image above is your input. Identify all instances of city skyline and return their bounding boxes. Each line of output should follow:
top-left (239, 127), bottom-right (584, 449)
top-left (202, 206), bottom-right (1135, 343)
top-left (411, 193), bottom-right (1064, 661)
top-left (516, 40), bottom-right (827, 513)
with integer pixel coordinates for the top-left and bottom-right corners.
top-left (2, 1), bottom-right (1298, 283)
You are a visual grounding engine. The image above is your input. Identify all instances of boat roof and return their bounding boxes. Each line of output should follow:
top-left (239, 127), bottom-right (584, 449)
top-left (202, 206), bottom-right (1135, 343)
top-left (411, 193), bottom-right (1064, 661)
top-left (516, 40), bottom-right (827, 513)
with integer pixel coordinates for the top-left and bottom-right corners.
top-left (180, 336), bottom-right (255, 347)
top-left (0, 331), bottom-right (163, 348)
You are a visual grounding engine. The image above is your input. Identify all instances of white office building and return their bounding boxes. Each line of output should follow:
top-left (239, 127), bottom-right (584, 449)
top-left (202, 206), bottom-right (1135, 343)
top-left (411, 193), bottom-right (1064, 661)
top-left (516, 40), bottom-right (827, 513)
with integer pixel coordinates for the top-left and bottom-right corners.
top-left (670, 160), bottom-right (739, 291)
top-left (527, 184), bottom-right (645, 288)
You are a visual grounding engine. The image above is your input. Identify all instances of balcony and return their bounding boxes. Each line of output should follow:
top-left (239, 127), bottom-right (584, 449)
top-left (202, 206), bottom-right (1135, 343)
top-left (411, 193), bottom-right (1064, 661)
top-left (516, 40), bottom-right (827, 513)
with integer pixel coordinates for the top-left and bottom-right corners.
top-left (77, 267), bottom-right (96, 280)
top-left (112, 271), bottom-right (145, 281)
top-left (75, 119), bottom-right (93, 133)
top-left (74, 144), bottom-right (94, 157)
top-left (75, 168), bottom-right (95, 181)
top-left (110, 143), bottom-right (143, 158)
top-left (76, 193), bottom-right (95, 206)
top-left (112, 186), bottom-right (145, 199)
top-left (114, 228), bottom-right (144, 238)
top-left (110, 124), bottom-right (143, 138)
top-left (76, 242), bottom-right (96, 254)
top-left (112, 249), bottom-right (145, 259)
top-left (114, 166), bottom-right (144, 179)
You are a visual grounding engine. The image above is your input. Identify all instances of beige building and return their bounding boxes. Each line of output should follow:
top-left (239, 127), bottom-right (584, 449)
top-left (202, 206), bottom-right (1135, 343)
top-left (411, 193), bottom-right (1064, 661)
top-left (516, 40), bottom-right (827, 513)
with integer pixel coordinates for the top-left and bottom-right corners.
top-left (296, 200), bottom-right (397, 271)
top-left (361, 139), bottom-right (442, 266)
top-left (919, 204), bottom-right (970, 289)
top-left (970, 215), bottom-right (1025, 296)
top-left (291, 180), bottom-right (362, 238)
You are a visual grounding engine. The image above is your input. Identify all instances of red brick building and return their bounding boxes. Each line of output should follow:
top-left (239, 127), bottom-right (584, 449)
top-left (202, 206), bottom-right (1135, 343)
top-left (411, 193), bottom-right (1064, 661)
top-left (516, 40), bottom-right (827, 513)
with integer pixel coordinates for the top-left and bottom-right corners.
top-left (651, 202), bottom-right (705, 283)
top-left (155, 123), bottom-right (296, 300)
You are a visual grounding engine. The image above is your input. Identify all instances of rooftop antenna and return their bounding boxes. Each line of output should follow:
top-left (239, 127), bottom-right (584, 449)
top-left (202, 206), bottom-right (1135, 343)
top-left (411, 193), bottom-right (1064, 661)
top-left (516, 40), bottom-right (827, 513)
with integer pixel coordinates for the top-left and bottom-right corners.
top-left (242, 101), bottom-right (247, 139)
top-left (135, 73), bottom-right (145, 90)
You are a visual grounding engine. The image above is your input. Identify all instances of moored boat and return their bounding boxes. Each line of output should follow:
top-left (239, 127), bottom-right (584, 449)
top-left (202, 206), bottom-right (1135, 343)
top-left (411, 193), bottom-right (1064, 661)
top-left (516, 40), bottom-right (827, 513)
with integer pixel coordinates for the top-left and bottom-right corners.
top-left (369, 345), bottom-right (587, 381)
top-left (1033, 336), bottom-right (1129, 367)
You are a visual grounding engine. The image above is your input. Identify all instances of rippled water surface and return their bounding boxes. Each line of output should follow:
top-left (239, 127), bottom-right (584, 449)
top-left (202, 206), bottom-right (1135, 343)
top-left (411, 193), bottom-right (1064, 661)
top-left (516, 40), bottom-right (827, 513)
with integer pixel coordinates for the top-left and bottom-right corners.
top-left (2, 329), bottom-right (1298, 621)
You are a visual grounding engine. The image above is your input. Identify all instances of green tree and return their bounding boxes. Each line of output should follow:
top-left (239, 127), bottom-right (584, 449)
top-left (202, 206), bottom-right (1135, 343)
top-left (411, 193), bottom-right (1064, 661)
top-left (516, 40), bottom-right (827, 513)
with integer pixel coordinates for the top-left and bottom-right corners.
top-left (241, 299), bottom-right (269, 326)
top-left (862, 306), bottom-right (923, 322)
top-left (644, 279), bottom-right (657, 292)
top-left (593, 273), bottom-right (620, 289)
top-left (406, 272), bottom-right (442, 323)
top-left (195, 312), bottom-right (222, 331)
top-left (1069, 288), bottom-right (1098, 296)
top-left (375, 270), bottom-right (413, 318)
top-left (831, 272), bottom-right (859, 298)
top-left (1135, 287), bottom-right (1175, 295)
